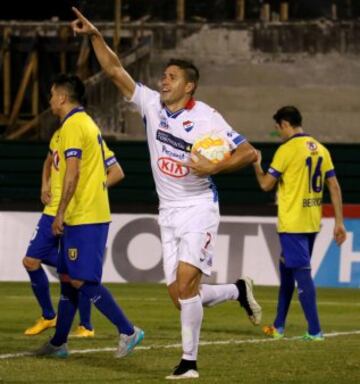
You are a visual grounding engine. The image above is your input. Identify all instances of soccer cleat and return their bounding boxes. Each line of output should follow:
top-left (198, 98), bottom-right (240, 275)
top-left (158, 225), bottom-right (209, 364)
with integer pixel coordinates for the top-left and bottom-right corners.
top-left (262, 325), bottom-right (284, 339)
top-left (70, 325), bottom-right (95, 338)
top-left (235, 277), bottom-right (262, 325)
top-left (34, 341), bottom-right (69, 358)
top-left (166, 359), bottom-right (199, 380)
top-left (24, 316), bottom-right (57, 336)
top-left (115, 326), bottom-right (144, 358)
top-left (302, 332), bottom-right (324, 341)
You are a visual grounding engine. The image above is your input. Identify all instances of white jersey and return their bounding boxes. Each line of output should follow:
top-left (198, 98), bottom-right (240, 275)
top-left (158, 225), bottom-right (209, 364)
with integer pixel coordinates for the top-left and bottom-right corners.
top-left (130, 83), bottom-right (247, 208)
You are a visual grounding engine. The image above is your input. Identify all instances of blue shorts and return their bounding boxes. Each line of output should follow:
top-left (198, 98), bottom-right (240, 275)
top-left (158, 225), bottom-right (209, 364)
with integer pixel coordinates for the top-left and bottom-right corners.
top-left (279, 233), bottom-right (317, 268)
top-left (25, 214), bottom-right (59, 267)
top-left (58, 223), bottom-right (109, 283)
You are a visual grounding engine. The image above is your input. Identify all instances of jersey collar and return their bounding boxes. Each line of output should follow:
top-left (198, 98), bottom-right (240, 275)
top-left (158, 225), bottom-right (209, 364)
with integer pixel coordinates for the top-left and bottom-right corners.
top-left (61, 106), bottom-right (85, 126)
top-left (286, 132), bottom-right (310, 142)
top-left (163, 98), bottom-right (196, 119)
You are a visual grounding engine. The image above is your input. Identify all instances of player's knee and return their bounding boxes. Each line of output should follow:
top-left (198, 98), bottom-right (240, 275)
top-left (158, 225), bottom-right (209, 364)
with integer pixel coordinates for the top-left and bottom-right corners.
top-left (177, 281), bottom-right (197, 299)
top-left (23, 256), bottom-right (41, 271)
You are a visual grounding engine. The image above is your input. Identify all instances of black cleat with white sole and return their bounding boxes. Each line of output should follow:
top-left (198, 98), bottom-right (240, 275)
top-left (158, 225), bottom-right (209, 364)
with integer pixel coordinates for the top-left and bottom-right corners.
top-left (236, 277), bottom-right (262, 325)
top-left (166, 359), bottom-right (199, 380)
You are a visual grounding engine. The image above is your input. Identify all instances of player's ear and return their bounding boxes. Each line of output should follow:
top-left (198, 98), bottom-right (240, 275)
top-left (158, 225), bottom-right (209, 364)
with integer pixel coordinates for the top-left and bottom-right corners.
top-left (185, 81), bottom-right (195, 95)
top-left (59, 91), bottom-right (68, 105)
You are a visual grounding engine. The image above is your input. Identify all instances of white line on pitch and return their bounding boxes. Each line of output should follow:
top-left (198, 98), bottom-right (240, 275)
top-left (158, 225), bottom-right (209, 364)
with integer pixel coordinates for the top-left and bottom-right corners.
top-left (0, 330), bottom-right (359, 360)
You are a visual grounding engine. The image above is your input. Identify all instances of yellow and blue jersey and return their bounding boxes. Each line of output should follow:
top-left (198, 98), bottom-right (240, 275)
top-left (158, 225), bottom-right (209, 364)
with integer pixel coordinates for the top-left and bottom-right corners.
top-left (44, 128), bottom-right (117, 218)
top-left (268, 133), bottom-right (335, 233)
top-left (58, 107), bottom-right (111, 225)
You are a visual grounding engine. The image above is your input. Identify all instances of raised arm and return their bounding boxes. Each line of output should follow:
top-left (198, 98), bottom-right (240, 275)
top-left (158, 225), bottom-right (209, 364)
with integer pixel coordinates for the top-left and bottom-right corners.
top-left (71, 7), bottom-right (136, 99)
top-left (326, 176), bottom-right (347, 245)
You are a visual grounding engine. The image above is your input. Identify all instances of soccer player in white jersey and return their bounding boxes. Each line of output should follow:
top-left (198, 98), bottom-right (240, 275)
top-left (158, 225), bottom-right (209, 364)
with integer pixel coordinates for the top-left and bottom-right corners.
top-left (71, 8), bottom-right (262, 379)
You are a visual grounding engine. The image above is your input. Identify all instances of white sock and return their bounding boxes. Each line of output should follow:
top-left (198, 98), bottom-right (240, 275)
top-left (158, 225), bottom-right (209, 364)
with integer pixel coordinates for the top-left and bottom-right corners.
top-left (200, 284), bottom-right (238, 307)
top-left (179, 295), bottom-right (203, 361)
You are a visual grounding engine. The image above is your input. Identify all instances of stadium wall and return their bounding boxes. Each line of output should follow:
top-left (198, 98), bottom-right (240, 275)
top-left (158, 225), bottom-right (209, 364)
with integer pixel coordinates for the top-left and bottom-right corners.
top-left (0, 141), bottom-right (359, 287)
top-left (1, 140), bottom-right (360, 207)
top-left (0, 211), bottom-right (359, 288)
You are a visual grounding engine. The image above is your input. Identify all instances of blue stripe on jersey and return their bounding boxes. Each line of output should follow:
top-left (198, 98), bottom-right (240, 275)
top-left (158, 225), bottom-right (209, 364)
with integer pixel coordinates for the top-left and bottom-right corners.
top-left (64, 148), bottom-right (82, 159)
top-left (268, 167), bottom-right (281, 178)
top-left (105, 156), bottom-right (117, 168)
top-left (325, 169), bottom-right (336, 178)
top-left (164, 107), bottom-right (185, 119)
top-left (232, 135), bottom-right (246, 145)
top-left (143, 116), bottom-right (147, 131)
top-left (208, 177), bottom-right (219, 202)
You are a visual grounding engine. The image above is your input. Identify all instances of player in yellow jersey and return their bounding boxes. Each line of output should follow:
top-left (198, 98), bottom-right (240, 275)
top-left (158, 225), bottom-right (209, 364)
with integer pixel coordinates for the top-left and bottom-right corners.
top-left (35, 74), bottom-right (144, 358)
top-left (23, 129), bottom-right (124, 337)
top-left (253, 106), bottom-right (346, 340)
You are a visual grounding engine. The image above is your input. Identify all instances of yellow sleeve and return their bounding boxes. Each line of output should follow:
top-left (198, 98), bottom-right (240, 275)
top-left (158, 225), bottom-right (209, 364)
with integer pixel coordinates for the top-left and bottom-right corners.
top-left (61, 123), bottom-right (84, 159)
top-left (323, 147), bottom-right (336, 178)
top-left (102, 140), bottom-right (118, 169)
top-left (268, 145), bottom-right (289, 179)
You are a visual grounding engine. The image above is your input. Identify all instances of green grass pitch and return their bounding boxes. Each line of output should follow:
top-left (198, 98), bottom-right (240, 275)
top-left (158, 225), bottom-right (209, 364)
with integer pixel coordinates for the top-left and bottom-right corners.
top-left (0, 282), bottom-right (359, 383)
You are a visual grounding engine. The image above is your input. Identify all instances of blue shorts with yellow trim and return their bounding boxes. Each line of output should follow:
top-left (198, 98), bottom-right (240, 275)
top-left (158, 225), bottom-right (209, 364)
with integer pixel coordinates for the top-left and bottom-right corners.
top-left (58, 223), bottom-right (109, 283)
top-left (26, 214), bottom-right (59, 267)
top-left (279, 233), bottom-right (317, 268)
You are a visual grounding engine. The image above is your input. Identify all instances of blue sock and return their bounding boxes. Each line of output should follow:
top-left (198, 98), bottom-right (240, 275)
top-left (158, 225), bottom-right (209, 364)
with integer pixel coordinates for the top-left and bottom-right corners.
top-left (51, 282), bottom-right (78, 346)
top-left (274, 261), bottom-right (295, 330)
top-left (27, 267), bottom-right (56, 320)
top-left (294, 268), bottom-right (321, 335)
top-left (80, 282), bottom-right (133, 335)
top-left (78, 291), bottom-right (93, 330)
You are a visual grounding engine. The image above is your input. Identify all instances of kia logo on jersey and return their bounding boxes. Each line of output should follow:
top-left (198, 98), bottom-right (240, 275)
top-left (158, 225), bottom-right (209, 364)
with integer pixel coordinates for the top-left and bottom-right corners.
top-left (157, 157), bottom-right (189, 178)
top-left (183, 120), bottom-right (194, 132)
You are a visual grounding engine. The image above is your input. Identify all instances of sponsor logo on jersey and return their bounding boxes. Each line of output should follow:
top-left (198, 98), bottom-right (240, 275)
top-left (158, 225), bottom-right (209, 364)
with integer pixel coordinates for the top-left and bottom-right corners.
top-left (68, 248), bottom-right (78, 261)
top-left (156, 130), bottom-right (192, 153)
top-left (183, 120), bottom-right (194, 132)
top-left (53, 150), bottom-right (60, 171)
top-left (159, 116), bottom-right (169, 129)
top-left (162, 145), bottom-right (186, 160)
top-left (306, 141), bottom-right (318, 151)
top-left (157, 157), bottom-right (189, 178)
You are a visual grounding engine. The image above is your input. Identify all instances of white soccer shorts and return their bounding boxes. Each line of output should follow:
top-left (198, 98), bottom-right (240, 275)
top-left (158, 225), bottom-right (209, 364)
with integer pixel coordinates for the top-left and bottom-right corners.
top-left (158, 202), bottom-right (220, 285)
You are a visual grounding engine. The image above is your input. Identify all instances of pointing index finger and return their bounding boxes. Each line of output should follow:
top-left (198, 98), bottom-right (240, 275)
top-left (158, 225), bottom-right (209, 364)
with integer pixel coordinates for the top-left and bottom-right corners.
top-left (72, 6), bottom-right (86, 21)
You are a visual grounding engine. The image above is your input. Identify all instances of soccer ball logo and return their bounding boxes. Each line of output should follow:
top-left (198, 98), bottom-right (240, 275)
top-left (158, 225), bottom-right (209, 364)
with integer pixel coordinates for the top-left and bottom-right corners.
top-left (192, 134), bottom-right (231, 163)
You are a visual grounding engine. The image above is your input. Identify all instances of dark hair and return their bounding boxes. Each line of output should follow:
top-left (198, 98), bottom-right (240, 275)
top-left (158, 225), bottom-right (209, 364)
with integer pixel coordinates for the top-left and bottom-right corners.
top-left (52, 74), bottom-right (86, 105)
top-left (273, 106), bottom-right (302, 127)
top-left (166, 58), bottom-right (200, 95)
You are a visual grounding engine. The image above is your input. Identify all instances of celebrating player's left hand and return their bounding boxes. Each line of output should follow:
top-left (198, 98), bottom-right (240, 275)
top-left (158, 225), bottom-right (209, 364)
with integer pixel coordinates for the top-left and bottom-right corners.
top-left (52, 213), bottom-right (64, 236)
top-left (185, 151), bottom-right (217, 177)
top-left (254, 150), bottom-right (262, 165)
